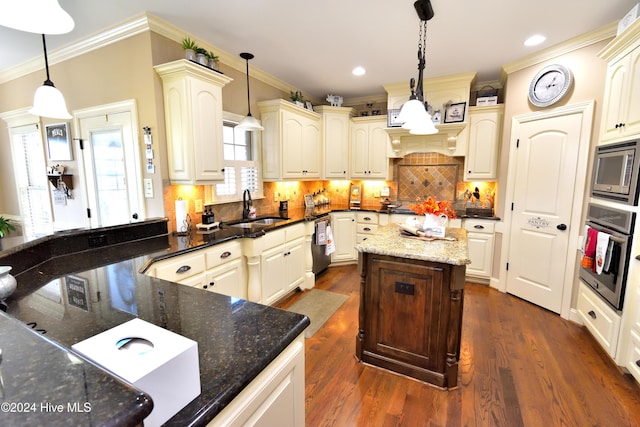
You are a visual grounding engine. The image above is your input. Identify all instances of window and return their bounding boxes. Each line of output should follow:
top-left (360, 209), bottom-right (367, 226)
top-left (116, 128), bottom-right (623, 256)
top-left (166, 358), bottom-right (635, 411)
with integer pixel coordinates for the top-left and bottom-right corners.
top-left (211, 117), bottom-right (262, 203)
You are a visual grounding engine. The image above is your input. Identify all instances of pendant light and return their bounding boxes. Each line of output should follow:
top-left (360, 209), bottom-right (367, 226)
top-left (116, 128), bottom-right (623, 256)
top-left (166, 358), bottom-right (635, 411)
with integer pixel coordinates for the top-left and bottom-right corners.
top-left (28, 34), bottom-right (72, 120)
top-left (236, 52), bottom-right (263, 131)
top-left (0, 0), bottom-right (74, 34)
top-left (397, 0), bottom-right (438, 135)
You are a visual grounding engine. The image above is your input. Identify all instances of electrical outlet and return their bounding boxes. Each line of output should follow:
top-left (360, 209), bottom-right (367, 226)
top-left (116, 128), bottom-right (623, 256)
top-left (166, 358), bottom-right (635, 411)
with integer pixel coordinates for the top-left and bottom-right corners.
top-left (274, 192), bottom-right (279, 202)
top-left (195, 199), bottom-right (203, 213)
top-left (143, 178), bottom-right (153, 198)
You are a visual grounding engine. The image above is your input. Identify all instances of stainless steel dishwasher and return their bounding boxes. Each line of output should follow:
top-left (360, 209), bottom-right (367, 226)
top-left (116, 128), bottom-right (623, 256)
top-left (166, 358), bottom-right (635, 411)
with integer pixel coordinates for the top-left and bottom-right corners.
top-left (312, 215), bottom-right (331, 275)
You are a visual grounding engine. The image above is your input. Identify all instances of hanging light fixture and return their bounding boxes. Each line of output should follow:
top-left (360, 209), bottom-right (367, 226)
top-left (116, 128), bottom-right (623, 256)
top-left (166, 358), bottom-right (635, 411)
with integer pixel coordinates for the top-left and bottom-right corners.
top-left (236, 52), bottom-right (263, 131)
top-left (397, 0), bottom-right (438, 135)
top-left (28, 34), bottom-right (72, 120)
top-left (0, 0), bottom-right (74, 34)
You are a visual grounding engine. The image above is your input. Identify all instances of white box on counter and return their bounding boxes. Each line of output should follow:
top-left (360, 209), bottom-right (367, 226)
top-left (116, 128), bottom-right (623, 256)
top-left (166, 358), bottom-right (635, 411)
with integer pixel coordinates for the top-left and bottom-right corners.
top-left (72, 318), bottom-right (200, 427)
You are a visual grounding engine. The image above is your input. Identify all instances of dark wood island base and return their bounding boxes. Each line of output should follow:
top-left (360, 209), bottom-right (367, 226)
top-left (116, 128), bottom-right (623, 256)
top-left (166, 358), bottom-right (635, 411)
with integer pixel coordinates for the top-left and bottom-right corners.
top-left (354, 225), bottom-right (470, 389)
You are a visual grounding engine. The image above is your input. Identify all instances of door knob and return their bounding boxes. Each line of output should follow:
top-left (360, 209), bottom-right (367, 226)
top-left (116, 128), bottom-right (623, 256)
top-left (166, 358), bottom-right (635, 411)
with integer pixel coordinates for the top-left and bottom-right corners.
top-left (557, 223), bottom-right (567, 231)
top-left (132, 213), bottom-right (139, 219)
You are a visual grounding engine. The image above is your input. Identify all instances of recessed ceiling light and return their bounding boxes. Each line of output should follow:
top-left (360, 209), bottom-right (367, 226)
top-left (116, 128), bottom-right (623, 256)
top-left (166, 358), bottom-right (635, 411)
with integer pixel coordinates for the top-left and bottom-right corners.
top-left (352, 66), bottom-right (366, 76)
top-left (524, 34), bottom-right (546, 47)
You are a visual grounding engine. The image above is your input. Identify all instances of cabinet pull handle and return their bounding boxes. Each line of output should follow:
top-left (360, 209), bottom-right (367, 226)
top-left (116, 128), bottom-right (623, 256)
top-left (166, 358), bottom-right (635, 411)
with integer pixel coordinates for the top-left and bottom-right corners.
top-left (220, 251), bottom-right (231, 259)
top-left (364, 217), bottom-right (372, 221)
top-left (364, 227), bottom-right (371, 231)
top-left (636, 360), bottom-right (640, 368)
top-left (176, 265), bottom-right (191, 274)
top-left (588, 310), bottom-right (597, 319)
top-left (473, 225), bottom-right (485, 229)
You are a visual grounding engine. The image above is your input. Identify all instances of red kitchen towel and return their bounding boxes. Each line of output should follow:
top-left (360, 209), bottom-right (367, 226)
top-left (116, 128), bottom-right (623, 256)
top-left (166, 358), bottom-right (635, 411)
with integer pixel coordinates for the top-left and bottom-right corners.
top-left (581, 226), bottom-right (598, 269)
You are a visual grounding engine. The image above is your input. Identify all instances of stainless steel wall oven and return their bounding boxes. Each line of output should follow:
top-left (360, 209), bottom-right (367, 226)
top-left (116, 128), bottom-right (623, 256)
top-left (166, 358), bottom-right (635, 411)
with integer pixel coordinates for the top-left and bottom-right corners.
top-left (579, 203), bottom-right (635, 310)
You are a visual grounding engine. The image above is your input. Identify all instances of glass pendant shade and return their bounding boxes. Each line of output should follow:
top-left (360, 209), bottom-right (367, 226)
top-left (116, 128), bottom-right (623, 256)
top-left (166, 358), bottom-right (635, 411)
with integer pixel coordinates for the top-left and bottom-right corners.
top-left (29, 82), bottom-right (72, 119)
top-left (237, 113), bottom-right (263, 131)
top-left (398, 99), bottom-right (438, 134)
top-left (0, 0), bottom-right (74, 34)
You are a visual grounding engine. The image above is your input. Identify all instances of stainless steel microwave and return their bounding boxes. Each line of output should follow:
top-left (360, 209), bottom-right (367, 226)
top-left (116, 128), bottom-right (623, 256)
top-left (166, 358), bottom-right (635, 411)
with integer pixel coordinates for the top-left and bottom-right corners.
top-left (591, 139), bottom-right (640, 205)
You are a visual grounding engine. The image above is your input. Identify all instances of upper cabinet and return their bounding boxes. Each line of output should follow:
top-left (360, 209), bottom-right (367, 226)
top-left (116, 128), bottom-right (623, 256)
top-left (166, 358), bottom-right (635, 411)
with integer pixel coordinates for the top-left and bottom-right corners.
top-left (258, 99), bottom-right (322, 181)
top-left (315, 106), bottom-right (355, 179)
top-left (155, 60), bottom-right (233, 184)
top-left (464, 105), bottom-right (504, 181)
top-left (350, 116), bottom-right (392, 179)
top-left (599, 20), bottom-right (640, 143)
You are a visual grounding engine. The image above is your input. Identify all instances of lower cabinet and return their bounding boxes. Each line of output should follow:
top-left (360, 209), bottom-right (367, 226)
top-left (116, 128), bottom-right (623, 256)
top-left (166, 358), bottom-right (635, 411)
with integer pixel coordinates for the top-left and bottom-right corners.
top-left (330, 212), bottom-right (357, 263)
top-left (356, 212), bottom-right (378, 243)
top-left (577, 282), bottom-right (621, 358)
top-left (463, 219), bottom-right (495, 283)
top-left (261, 224), bottom-right (306, 305)
top-left (207, 334), bottom-right (305, 427)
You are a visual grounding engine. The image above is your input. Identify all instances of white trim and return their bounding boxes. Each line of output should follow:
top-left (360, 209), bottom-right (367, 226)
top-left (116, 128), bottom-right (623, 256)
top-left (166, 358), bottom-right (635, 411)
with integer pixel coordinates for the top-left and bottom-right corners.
top-left (498, 100), bottom-right (595, 320)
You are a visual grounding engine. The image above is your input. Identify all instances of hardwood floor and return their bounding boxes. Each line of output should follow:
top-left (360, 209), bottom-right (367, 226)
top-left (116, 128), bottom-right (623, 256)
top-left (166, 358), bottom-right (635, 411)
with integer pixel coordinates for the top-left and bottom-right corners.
top-left (277, 265), bottom-right (640, 426)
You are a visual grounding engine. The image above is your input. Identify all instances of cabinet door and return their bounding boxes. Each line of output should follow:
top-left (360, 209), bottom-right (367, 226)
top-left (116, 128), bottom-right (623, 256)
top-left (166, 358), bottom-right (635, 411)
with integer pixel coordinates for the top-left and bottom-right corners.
top-left (324, 113), bottom-right (351, 178)
top-left (466, 232), bottom-right (494, 279)
top-left (364, 257), bottom-right (448, 372)
top-left (350, 123), bottom-right (369, 178)
top-left (301, 116), bottom-right (321, 178)
top-left (205, 259), bottom-right (246, 299)
top-left (282, 110), bottom-right (305, 178)
top-left (601, 48), bottom-right (640, 142)
top-left (330, 212), bottom-right (357, 262)
top-left (464, 107), bottom-right (503, 180)
top-left (285, 236), bottom-right (305, 291)
top-left (191, 77), bottom-right (225, 181)
top-left (261, 244), bottom-right (286, 305)
top-left (367, 124), bottom-right (391, 178)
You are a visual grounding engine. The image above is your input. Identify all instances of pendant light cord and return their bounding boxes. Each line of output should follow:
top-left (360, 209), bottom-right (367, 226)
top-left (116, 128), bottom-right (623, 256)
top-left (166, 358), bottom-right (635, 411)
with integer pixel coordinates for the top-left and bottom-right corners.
top-left (41, 33), bottom-right (53, 85)
top-left (245, 58), bottom-right (252, 116)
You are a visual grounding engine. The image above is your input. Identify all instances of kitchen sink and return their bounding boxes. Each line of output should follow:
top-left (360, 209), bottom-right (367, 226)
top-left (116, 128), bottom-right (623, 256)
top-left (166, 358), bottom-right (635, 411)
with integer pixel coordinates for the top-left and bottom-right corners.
top-left (226, 217), bottom-right (289, 229)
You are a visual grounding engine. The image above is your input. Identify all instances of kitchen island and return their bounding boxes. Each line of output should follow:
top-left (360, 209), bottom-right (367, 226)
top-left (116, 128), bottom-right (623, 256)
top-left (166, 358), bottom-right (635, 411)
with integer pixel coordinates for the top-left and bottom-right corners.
top-left (355, 224), bottom-right (470, 388)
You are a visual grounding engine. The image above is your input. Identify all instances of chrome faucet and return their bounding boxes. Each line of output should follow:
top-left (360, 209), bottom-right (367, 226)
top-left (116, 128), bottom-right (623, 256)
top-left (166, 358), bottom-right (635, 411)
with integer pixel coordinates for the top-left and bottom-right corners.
top-left (242, 189), bottom-right (252, 219)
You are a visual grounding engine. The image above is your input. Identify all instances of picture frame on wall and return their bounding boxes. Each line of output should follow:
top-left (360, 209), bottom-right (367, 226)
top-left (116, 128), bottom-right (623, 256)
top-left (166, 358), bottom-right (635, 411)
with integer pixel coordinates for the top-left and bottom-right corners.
top-left (45, 122), bottom-right (73, 161)
top-left (443, 102), bottom-right (466, 124)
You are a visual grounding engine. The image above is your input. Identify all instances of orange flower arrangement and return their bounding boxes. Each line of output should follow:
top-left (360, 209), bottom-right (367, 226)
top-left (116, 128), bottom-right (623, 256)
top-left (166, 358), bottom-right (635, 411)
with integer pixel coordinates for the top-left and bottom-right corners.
top-left (409, 196), bottom-right (457, 219)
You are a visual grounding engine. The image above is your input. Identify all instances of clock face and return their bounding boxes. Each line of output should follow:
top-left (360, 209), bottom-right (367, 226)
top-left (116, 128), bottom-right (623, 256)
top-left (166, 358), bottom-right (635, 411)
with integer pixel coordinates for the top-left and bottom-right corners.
top-left (528, 64), bottom-right (573, 107)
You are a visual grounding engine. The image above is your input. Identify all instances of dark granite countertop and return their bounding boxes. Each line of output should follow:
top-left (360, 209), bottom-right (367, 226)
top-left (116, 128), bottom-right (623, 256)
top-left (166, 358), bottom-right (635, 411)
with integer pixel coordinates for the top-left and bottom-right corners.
top-left (0, 219), bottom-right (309, 426)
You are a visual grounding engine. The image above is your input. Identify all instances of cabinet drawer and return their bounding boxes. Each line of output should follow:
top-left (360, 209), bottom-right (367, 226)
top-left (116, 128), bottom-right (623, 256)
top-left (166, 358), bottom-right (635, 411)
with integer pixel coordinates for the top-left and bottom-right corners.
top-left (577, 283), bottom-right (621, 357)
top-left (204, 240), bottom-right (242, 270)
top-left (285, 222), bottom-right (305, 241)
top-left (154, 252), bottom-right (206, 282)
top-left (463, 219), bottom-right (495, 233)
top-left (356, 223), bottom-right (378, 235)
top-left (356, 212), bottom-right (378, 224)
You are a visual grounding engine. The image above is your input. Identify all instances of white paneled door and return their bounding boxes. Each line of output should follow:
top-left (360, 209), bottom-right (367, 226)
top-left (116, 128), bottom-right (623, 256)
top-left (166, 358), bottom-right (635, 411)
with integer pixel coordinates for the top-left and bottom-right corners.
top-left (505, 105), bottom-right (591, 314)
top-left (76, 102), bottom-right (144, 228)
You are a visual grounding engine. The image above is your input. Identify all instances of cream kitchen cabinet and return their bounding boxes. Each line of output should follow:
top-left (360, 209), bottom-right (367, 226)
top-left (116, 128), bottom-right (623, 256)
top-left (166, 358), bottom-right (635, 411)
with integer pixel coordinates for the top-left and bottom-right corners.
top-left (350, 117), bottom-right (392, 179)
top-left (315, 106), bottom-right (355, 179)
top-left (155, 59), bottom-right (233, 184)
top-left (260, 223), bottom-right (306, 305)
top-left (330, 212), bottom-right (357, 263)
top-left (464, 105), bottom-right (503, 181)
top-left (577, 282), bottom-right (621, 358)
top-left (258, 99), bottom-right (322, 181)
top-left (598, 20), bottom-right (640, 143)
top-left (463, 218), bottom-right (495, 283)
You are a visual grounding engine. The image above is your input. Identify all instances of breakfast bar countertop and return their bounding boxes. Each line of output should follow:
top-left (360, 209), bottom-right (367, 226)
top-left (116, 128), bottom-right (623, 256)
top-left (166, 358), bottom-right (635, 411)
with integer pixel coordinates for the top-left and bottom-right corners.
top-left (355, 224), bottom-right (471, 266)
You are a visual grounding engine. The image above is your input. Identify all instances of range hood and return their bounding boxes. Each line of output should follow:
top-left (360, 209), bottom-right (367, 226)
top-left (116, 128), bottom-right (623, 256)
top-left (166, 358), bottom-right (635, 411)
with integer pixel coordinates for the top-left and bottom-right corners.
top-left (385, 122), bottom-right (467, 158)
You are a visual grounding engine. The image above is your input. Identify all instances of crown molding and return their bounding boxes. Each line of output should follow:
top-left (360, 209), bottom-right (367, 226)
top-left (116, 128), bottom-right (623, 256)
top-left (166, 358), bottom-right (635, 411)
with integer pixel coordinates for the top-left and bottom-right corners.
top-left (0, 12), bottom-right (304, 100)
top-left (501, 21), bottom-right (617, 77)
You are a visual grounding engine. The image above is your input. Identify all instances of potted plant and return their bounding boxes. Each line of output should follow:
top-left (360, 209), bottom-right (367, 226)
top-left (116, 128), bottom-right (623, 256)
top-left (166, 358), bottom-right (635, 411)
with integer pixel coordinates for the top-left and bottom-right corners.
top-left (290, 90), bottom-right (305, 107)
top-left (0, 216), bottom-right (15, 238)
top-left (207, 51), bottom-right (219, 70)
top-left (181, 36), bottom-right (197, 61)
top-left (195, 47), bottom-right (208, 66)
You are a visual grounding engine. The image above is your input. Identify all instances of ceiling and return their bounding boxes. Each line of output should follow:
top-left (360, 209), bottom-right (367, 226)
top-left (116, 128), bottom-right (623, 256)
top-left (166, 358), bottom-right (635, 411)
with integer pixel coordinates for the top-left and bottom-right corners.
top-left (0, 0), bottom-right (636, 101)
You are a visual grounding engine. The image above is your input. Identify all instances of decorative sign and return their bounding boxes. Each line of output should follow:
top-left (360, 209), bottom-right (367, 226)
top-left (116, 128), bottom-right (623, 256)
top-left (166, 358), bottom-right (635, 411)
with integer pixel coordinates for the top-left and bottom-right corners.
top-left (527, 216), bottom-right (550, 229)
top-left (66, 275), bottom-right (89, 311)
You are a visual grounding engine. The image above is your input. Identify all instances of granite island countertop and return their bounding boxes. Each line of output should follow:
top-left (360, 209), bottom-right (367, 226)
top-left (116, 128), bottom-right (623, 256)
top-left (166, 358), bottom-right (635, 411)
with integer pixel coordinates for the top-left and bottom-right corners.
top-left (355, 224), bottom-right (471, 265)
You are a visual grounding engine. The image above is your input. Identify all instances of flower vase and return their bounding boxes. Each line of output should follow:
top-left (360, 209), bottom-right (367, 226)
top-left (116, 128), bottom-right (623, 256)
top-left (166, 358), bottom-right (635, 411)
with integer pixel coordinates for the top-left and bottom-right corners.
top-left (0, 266), bottom-right (17, 301)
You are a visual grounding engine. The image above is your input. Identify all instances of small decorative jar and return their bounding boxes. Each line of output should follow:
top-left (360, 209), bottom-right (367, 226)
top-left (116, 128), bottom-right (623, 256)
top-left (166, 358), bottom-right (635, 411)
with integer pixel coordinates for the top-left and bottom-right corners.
top-left (0, 266), bottom-right (17, 301)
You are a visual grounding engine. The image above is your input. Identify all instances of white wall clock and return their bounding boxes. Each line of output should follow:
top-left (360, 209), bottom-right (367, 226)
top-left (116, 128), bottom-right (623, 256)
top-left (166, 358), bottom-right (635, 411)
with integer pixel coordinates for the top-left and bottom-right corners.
top-left (528, 64), bottom-right (573, 108)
